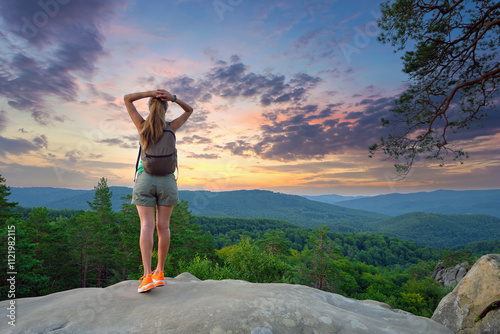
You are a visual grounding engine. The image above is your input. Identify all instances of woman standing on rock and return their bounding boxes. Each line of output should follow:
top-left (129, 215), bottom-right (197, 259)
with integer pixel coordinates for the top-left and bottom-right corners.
top-left (124, 89), bottom-right (193, 293)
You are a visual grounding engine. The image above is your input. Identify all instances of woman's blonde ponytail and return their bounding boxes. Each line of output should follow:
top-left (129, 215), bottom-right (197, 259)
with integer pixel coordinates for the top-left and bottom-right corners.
top-left (139, 97), bottom-right (167, 150)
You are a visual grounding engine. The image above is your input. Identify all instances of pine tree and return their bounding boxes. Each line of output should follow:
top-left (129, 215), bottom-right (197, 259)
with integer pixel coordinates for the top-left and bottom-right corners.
top-left (169, 200), bottom-right (216, 266)
top-left (0, 217), bottom-right (49, 299)
top-left (0, 174), bottom-right (20, 224)
top-left (256, 230), bottom-right (291, 257)
top-left (68, 210), bottom-right (99, 287)
top-left (87, 177), bottom-right (113, 217)
top-left (87, 177), bottom-right (117, 287)
top-left (112, 194), bottom-right (141, 282)
top-left (298, 226), bottom-right (342, 292)
top-left (23, 207), bottom-right (78, 294)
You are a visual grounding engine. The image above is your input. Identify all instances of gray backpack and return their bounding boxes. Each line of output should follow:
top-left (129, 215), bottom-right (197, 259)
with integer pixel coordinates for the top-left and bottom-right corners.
top-left (134, 122), bottom-right (177, 181)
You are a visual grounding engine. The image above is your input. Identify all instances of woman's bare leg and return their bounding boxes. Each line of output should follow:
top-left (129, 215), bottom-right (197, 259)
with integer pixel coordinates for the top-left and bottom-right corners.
top-left (155, 205), bottom-right (173, 274)
top-left (136, 205), bottom-right (156, 277)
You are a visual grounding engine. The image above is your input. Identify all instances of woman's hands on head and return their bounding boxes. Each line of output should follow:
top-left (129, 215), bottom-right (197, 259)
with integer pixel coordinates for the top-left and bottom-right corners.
top-left (155, 89), bottom-right (175, 102)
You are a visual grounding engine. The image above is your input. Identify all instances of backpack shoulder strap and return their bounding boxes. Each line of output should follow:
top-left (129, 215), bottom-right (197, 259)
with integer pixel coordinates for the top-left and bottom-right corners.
top-left (166, 122), bottom-right (179, 180)
top-left (133, 144), bottom-right (141, 182)
top-left (164, 122), bottom-right (176, 137)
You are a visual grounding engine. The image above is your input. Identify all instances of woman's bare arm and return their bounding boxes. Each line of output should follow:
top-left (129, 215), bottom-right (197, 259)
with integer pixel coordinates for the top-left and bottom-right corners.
top-left (170, 97), bottom-right (194, 132)
top-left (155, 89), bottom-right (194, 132)
top-left (125, 89), bottom-right (193, 132)
top-left (123, 90), bottom-right (156, 132)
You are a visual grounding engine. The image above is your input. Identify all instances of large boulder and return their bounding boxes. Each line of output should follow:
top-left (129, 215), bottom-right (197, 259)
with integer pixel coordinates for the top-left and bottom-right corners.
top-left (432, 261), bottom-right (469, 287)
top-left (432, 254), bottom-right (500, 334)
top-left (1, 272), bottom-right (451, 334)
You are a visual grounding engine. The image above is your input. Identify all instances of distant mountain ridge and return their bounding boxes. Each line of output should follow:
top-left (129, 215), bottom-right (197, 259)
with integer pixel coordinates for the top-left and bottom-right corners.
top-left (8, 187), bottom-right (500, 248)
top-left (301, 194), bottom-right (368, 204)
top-left (9, 186), bottom-right (133, 212)
top-left (330, 189), bottom-right (500, 218)
top-left (14, 187), bottom-right (497, 217)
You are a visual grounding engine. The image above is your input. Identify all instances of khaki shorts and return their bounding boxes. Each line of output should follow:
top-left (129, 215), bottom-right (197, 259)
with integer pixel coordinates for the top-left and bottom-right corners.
top-left (131, 171), bottom-right (179, 207)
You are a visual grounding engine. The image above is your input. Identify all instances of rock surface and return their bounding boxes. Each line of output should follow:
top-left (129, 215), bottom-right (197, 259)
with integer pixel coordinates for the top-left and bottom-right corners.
top-left (1, 272), bottom-right (452, 334)
top-left (432, 261), bottom-right (469, 287)
top-left (432, 254), bottom-right (500, 334)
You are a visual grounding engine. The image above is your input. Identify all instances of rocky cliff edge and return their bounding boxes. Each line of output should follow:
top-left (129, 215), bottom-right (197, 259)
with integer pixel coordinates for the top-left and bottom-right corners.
top-left (0, 272), bottom-right (452, 334)
top-left (0, 273), bottom-right (451, 334)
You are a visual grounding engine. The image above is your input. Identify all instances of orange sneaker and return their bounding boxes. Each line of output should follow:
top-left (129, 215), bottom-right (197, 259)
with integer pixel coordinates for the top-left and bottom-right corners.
top-left (152, 270), bottom-right (165, 287)
top-left (138, 274), bottom-right (155, 293)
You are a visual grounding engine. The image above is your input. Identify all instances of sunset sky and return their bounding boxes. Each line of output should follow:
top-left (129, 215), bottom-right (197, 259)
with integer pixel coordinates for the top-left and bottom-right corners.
top-left (0, 0), bottom-right (499, 196)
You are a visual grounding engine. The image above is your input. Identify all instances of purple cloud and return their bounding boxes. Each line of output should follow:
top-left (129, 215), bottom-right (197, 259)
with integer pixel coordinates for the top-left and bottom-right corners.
top-left (96, 138), bottom-right (137, 150)
top-left (0, 134), bottom-right (47, 157)
top-left (223, 97), bottom-right (396, 161)
top-left (0, 0), bottom-right (124, 124)
top-left (187, 153), bottom-right (220, 159)
top-left (179, 135), bottom-right (213, 145)
top-left (0, 110), bottom-right (6, 133)
top-left (160, 55), bottom-right (323, 107)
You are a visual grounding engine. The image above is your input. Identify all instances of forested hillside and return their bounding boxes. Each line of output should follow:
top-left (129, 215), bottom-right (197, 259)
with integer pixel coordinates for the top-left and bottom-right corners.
top-left (178, 189), bottom-right (387, 231)
top-left (9, 186), bottom-right (132, 211)
top-left (9, 187), bottom-right (388, 231)
top-left (8, 187), bottom-right (89, 208)
top-left (9, 187), bottom-right (500, 248)
top-left (448, 239), bottom-right (500, 254)
top-left (13, 187), bottom-right (499, 219)
top-left (365, 212), bottom-right (500, 248)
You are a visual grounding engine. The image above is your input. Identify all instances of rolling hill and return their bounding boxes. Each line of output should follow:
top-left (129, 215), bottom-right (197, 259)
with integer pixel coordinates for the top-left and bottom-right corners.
top-left (8, 187), bottom-right (388, 232)
top-left (177, 190), bottom-right (387, 231)
top-left (8, 186), bottom-right (133, 212)
top-left (333, 189), bottom-right (500, 218)
top-left (363, 212), bottom-right (500, 248)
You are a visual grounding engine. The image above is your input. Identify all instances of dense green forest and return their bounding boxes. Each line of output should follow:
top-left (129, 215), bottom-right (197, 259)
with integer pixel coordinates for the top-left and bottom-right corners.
top-left (193, 216), bottom-right (441, 268)
top-left (1, 175), bottom-right (499, 318)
